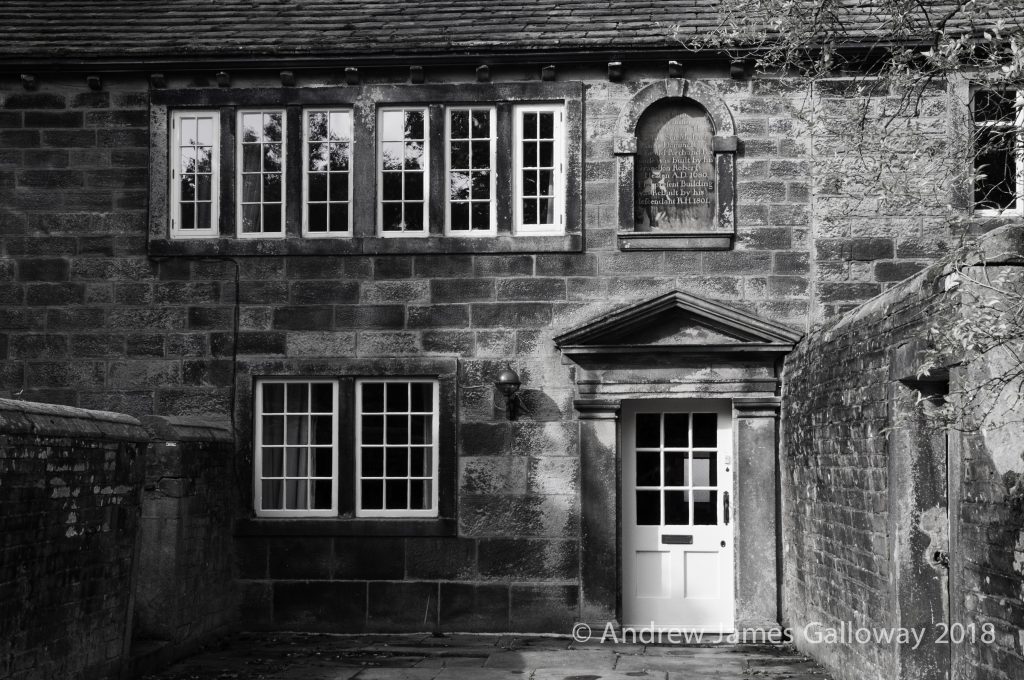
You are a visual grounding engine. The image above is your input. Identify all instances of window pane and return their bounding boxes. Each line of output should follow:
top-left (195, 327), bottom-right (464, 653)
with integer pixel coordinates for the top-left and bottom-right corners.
top-left (471, 203), bottom-right (490, 229)
top-left (386, 382), bottom-right (408, 412)
top-left (286, 415), bottom-right (308, 445)
top-left (636, 490), bottom-right (660, 526)
top-left (330, 173), bottom-right (349, 202)
top-left (693, 490), bottom-right (717, 525)
top-left (312, 449), bottom-right (333, 477)
top-left (329, 204), bottom-right (349, 232)
top-left (330, 111), bottom-right (352, 140)
top-left (385, 414), bottom-right (408, 444)
top-left (404, 203), bottom-right (424, 230)
top-left (263, 204), bottom-right (282, 233)
top-left (196, 203), bottom-right (212, 230)
top-left (451, 110), bottom-right (469, 139)
top-left (362, 480), bottom-right (384, 509)
top-left (410, 480), bottom-right (431, 510)
top-left (382, 173), bottom-right (403, 201)
top-left (451, 141), bottom-right (469, 169)
top-left (309, 173), bottom-right (328, 202)
top-left (381, 110), bottom-right (405, 140)
top-left (537, 198), bottom-right (553, 223)
top-left (410, 447), bottom-right (431, 476)
top-left (636, 450), bottom-right (660, 486)
top-left (263, 144), bottom-right (282, 172)
top-left (471, 110), bottom-right (489, 136)
top-left (382, 142), bottom-right (403, 170)
top-left (285, 447), bottom-right (308, 476)
top-left (362, 448), bottom-right (384, 477)
top-left (308, 112), bottom-right (328, 140)
top-left (471, 141), bottom-right (489, 169)
top-left (285, 479), bottom-right (308, 509)
top-left (179, 204), bottom-right (195, 230)
top-left (385, 480), bottom-right (408, 509)
top-left (692, 413), bottom-right (717, 447)
top-left (362, 383), bottom-right (385, 412)
top-left (635, 414), bottom-right (660, 448)
top-left (664, 413), bottom-right (688, 447)
top-left (311, 415), bottom-right (333, 445)
top-left (362, 415), bottom-right (384, 444)
top-left (329, 142), bottom-right (349, 172)
top-left (287, 382), bottom-right (309, 412)
top-left (386, 448), bottom-right (409, 476)
top-left (692, 451), bottom-right (717, 486)
top-left (262, 416), bottom-right (283, 445)
top-left (308, 204), bottom-right (327, 230)
top-left (307, 142), bottom-right (328, 172)
top-left (262, 448), bottom-right (284, 477)
top-left (523, 112), bottom-right (537, 138)
top-left (539, 112), bottom-right (554, 138)
top-left (405, 110), bottom-right (424, 139)
top-left (312, 480), bottom-right (333, 509)
top-left (404, 172), bottom-right (423, 200)
top-left (180, 174), bottom-right (196, 201)
top-left (261, 480), bottom-right (283, 509)
top-left (450, 202), bottom-right (469, 230)
top-left (263, 174), bottom-right (282, 203)
top-left (196, 175), bottom-right (211, 201)
top-left (450, 171), bottom-right (470, 201)
top-left (664, 451), bottom-right (687, 486)
top-left (382, 203), bottom-right (403, 231)
top-left (665, 490), bottom-right (690, 525)
top-left (410, 383), bottom-right (433, 411)
top-left (404, 142), bottom-right (424, 170)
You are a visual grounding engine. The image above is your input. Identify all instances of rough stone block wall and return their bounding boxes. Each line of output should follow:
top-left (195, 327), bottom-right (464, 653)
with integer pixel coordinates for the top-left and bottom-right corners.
top-left (0, 398), bottom-right (148, 680)
top-left (0, 70), bottom-right (952, 633)
top-left (133, 416), bottom-right (237, 656)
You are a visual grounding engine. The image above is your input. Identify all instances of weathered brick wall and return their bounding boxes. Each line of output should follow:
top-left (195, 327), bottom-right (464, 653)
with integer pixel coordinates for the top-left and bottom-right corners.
top-left (132, 416), bottom-right (237, 665)
top-left (782, 262), bottom-right (944, 679)
top-left (0, 398), bottom-right (149, 680)
top-left (783, 225), bottom-right (1024, 680)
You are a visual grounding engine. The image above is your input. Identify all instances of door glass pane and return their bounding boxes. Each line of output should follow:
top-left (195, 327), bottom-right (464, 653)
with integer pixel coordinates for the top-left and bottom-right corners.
top-left (692, 450), bottom-right (717, 486)
top-left (665, 490), bottom-right (690, 525)
top-left (693, 490), bottom-right (717, 525)
top-left (663, 413), bottom-right (689, 447)
top-left (635, 413), bottom-right (660, 448)
top-left (692, 413), bottom-right (717, 447)
top-left (636, 451), bottom-right (660, 486)
top-left (664, 451), bottom-right (688, 486)
top-left (636, 490), bottom-right (660, 526)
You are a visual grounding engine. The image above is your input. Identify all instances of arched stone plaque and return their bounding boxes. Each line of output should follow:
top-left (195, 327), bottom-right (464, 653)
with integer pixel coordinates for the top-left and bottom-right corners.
top-left (613, 80), bottom-right (738, 251)
top-left (634, 101), bottom-right (715, 232)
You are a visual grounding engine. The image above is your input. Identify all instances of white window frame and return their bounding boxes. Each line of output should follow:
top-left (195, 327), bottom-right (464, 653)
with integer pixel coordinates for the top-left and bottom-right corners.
top-left (377, 106), bottom-right (430, 237)
top-left (513, 103), bottom-right (566, 235)
top-left (355, 378), bottom-right (440, 518)
top-left (445, 106), bottom-right (497, 236)
top-left (254, 379), bottom-right (339, 518)
top-left (973, 87), bottom-right (1024, 217)
top-left (236, 109), bottom-right (287, 239)
top-left (169, 110), bottom-right (220, 239)
top-left (302, 108), bottom-right (354, 238)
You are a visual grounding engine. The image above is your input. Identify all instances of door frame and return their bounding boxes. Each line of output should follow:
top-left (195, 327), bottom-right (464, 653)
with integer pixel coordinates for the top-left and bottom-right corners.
top-left (576, 395), bottom-right (782, 632)
top-left (619, 398), bottom-right (736, 632)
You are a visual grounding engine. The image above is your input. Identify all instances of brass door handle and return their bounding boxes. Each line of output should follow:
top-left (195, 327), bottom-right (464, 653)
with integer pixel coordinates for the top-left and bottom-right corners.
top-left (723, 491), bottom-right (730, 525)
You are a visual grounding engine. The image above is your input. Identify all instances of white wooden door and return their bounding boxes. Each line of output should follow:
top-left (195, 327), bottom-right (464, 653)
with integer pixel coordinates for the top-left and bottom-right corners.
top-left (621, 400), bottom-right (735, 632)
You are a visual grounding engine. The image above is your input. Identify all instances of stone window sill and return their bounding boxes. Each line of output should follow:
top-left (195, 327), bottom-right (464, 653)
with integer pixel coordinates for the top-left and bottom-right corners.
top-left (234, 517), bottom-right (457, 537)
top-left (617, 231), bottom-right (733, 251)
top-left (149, 234), bottom-right (581, 257)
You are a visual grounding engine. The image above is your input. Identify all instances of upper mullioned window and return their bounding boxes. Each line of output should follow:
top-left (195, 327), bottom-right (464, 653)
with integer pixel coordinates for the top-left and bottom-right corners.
top-left (149, 83), bottom-right (582, 254)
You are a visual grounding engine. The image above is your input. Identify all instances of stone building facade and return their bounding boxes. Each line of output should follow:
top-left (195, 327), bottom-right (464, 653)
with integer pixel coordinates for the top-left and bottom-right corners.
top-left (1, 4), bottom-right (1020, 680)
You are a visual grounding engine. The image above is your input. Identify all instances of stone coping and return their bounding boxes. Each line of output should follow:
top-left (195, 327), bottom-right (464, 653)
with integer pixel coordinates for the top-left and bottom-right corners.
top-left (0, 398), bottom-right (231, 444)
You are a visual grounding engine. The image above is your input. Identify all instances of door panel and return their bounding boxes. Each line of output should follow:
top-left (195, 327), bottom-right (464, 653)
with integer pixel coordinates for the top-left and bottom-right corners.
top-left (621, 400), bottom-right (735, 632)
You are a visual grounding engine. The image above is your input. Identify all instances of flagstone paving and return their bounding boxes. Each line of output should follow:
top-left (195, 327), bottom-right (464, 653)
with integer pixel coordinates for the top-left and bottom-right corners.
top-left (140, 632), bottom-right (833, 680)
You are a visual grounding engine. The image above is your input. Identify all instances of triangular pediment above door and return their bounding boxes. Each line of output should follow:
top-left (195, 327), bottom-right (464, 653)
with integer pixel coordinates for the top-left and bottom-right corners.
top-left (554, 290), bottom-right (803, 359)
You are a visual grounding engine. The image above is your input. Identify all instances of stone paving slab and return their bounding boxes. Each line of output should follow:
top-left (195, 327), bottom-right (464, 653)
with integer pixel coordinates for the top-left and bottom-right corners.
top-left (140, 632), bottom-right (833, 680)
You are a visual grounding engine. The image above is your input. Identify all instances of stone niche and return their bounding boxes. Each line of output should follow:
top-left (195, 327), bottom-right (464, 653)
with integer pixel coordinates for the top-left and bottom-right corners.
top-left (615, 80), bottom-right (738, 251)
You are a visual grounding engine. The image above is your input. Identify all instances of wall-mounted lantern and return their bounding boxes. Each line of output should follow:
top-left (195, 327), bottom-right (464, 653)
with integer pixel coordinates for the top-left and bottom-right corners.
top-left (494, 367), bottom-right (522, 421)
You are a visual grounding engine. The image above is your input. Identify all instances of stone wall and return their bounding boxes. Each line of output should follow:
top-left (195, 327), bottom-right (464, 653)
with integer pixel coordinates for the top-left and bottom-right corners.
top-left (782, 225), bottom-right (1024, 680)
top-left (0, 68), bottom-right (954, 632)
top-left (132, 415), bottom-right (237, 669)
top-left (0, 398), bottom-right (149, 680)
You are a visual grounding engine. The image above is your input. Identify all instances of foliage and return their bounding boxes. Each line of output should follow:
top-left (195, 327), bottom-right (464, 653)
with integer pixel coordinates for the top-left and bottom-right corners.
top-left (674, 0), bottom-right (1024, 430)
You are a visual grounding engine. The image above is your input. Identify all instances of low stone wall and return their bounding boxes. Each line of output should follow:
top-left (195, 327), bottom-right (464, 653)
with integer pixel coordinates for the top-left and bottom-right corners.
top-left (0, 398), bottom-right (149, 680)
